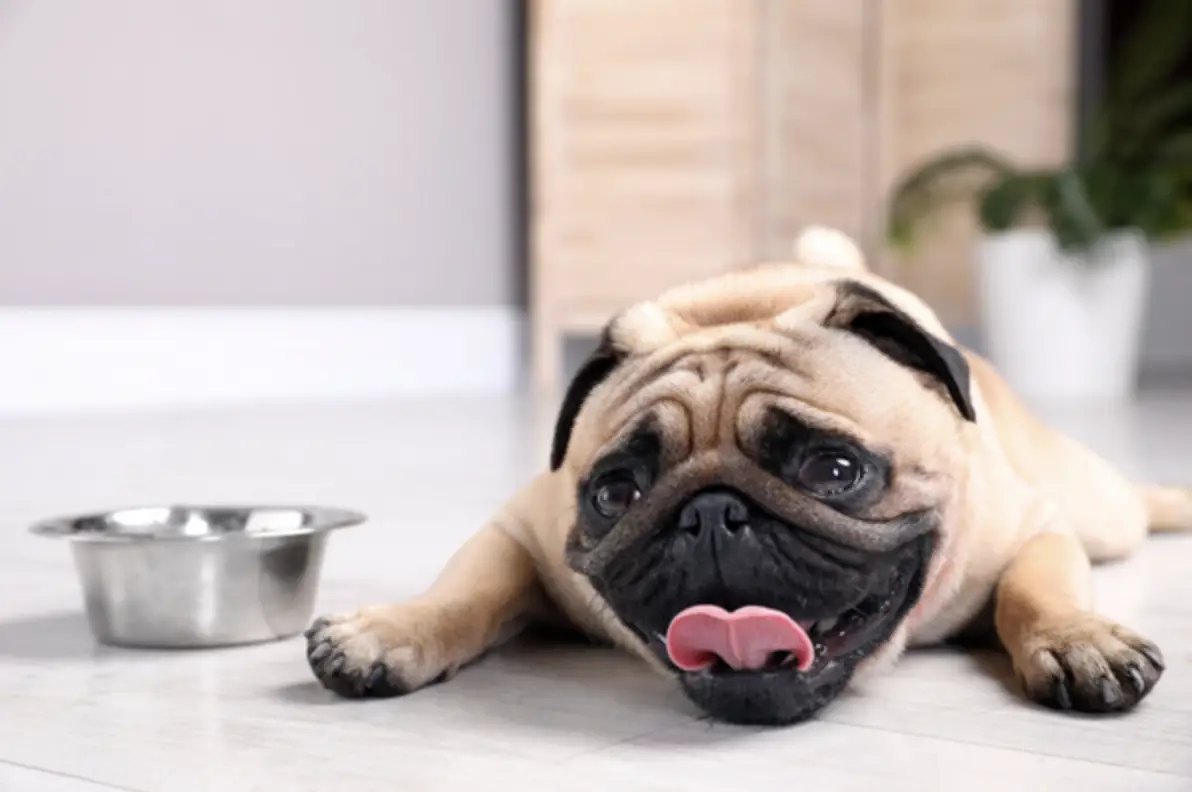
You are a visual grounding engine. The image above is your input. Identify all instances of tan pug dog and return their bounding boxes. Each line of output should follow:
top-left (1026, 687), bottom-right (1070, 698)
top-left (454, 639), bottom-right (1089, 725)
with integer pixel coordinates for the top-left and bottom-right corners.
top-left (306, 228), bottom-right (1191, 725)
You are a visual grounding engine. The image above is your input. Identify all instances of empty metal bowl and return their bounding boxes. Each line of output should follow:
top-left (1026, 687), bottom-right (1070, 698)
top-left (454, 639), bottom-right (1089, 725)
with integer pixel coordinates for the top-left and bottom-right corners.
top-left (31, 505), bottom-right (365, 648)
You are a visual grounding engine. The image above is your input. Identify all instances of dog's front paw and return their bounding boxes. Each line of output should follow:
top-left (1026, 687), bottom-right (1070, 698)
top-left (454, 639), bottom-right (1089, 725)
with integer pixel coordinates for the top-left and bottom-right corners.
top-left (304, 605), bottom-right (454, 699)
top-left (1015, 614), bottom-right (1164, 713)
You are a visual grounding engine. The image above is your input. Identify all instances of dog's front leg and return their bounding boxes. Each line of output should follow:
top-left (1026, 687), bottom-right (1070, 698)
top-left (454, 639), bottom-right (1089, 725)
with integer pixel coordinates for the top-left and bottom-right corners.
top-left (994, 530), bottom-right (1164, 712)
top-left (305, 519), bottom-right (542, 698)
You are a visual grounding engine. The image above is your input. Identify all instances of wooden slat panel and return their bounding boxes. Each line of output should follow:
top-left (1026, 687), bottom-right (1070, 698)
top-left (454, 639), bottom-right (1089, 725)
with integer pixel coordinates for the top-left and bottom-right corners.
top-left (879, 0), bottom-right (1076, 324)
top-left (531, 0), bottom-right (759, 316)
top-left (756, 0), bottom-right (869, 260)
top-left (528, 0), bottom-right (1074, 388)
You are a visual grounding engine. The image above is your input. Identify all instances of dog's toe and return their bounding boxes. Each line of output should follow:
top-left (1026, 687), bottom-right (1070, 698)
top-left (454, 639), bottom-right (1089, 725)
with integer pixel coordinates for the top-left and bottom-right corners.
top-left (303, 607), bottom-right (445, 699)
top-left (1017, 615), bottom-right (1163, 714)
top-left (303, 617), bottom-right (333, 640)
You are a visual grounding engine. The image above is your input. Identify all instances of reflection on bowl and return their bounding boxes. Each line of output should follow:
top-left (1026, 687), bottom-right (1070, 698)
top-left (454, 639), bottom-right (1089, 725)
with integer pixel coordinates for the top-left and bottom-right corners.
top-left (31, 505), bottom-right (365, 648)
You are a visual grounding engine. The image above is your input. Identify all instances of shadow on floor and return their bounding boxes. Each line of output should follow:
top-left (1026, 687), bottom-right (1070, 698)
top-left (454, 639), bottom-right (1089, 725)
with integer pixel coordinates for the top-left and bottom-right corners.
top-left (271, 632), bottom-right (771, 746)
top-left (0, 611), bottom-right (105, 660)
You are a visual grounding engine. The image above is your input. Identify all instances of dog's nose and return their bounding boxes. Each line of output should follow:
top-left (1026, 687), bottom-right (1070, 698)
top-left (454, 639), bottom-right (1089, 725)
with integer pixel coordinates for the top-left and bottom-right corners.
top-left (678, 491), bottom-right (750, 536)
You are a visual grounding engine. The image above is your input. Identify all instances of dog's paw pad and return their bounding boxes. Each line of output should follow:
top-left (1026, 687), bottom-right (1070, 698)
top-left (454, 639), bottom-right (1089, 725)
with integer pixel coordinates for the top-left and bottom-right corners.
top-left (304, 608), bottom-right (444, 699)
top-left (1017, 615), bottom-right (1163, 713)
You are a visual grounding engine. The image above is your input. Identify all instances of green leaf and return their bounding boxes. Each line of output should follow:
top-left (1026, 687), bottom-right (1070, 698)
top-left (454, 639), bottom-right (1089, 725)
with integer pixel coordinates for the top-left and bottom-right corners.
top-left (887, 147), bottom-right (1016, 247)
top-left (886, 0), bottom-right (1192, 262)
top-left (1155, 130), bottom-right (1192, 164)
top-left (1054, 170), bottom-right (1106, 248)
top-left (1109, 0), bottom-right (1192, 106)
top-left (977, 172), bottom-right (1039, 232)
top-left (1103, 85), bottom-right (1192, 160)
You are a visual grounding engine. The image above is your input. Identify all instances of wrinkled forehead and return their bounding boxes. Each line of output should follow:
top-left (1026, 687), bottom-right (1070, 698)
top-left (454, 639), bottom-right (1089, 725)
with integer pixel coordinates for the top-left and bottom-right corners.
top-left (583, 341), bottom-right (960, 475)
top-left (570, 280), bottom-right (963, 477)
top-left (608, 265), bottom-right (954, 357)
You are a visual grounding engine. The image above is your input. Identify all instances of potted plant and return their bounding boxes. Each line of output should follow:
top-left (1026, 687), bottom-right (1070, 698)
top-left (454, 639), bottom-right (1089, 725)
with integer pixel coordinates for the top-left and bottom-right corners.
top-left (887, 0), bottom-right (1192, 402)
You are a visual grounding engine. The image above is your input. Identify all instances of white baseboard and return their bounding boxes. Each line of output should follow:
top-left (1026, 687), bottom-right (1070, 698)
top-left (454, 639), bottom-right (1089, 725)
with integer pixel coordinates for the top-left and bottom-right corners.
top-left (0, 307), bottom-right (522, 416)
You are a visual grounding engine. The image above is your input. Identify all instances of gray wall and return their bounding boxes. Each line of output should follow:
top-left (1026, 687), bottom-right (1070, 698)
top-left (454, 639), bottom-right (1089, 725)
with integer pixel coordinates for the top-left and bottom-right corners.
top-left (0, 0), bottom-right (516, 306)
top-left (1140, 239), bottom-right (1192, 380)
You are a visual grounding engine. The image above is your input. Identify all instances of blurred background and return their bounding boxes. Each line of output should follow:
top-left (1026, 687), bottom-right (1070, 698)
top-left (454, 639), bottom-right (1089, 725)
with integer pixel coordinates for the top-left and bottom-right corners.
top-left (0, 0), bottom-right (1189, 415)
top-left (2, 5), bottom-right (1192, 788)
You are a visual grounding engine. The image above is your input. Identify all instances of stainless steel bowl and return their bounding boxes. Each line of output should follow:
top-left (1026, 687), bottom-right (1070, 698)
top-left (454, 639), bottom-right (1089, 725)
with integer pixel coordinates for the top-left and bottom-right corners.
top-left (31, 505), bottom-right (365, 648)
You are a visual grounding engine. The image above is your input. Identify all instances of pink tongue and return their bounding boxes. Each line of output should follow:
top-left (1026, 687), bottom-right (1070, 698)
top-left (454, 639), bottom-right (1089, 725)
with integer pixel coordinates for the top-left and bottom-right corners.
top-left (666, 605), bottom-right (815, 672)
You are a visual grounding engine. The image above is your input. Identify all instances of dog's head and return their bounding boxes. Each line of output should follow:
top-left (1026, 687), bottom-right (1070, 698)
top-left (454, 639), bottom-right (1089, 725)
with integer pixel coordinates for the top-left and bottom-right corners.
top-left (550, 233), bottom-right (977, 726)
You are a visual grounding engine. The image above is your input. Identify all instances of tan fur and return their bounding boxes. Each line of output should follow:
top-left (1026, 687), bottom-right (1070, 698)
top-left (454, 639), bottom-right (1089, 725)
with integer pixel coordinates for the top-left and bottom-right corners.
top-left (1139, 485), bottom-right (1192, 533)
top-left (792, 226), bottom-right (868, 273)
top-left (307, 227), bottom-right (1189, 714)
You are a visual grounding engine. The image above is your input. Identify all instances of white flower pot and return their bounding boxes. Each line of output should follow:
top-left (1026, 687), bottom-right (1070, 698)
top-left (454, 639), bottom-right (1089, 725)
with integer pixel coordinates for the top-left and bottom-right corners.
top-left (975, 228), bottom-right (1149, 403)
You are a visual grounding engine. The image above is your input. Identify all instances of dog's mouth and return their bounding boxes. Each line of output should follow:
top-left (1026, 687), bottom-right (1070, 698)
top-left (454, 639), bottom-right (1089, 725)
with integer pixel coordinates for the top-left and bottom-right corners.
top-left (645, 574), bottom-right (914, 679)
top-left (614, 536), bottom-right (932, 727)
top-left (659, 582), bottom-right (907, 675)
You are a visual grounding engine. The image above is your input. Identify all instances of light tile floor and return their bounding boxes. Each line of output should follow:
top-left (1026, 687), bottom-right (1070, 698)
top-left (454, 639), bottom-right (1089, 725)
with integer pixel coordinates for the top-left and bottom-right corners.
top-left (1, 394), bottom-right (1191, 791)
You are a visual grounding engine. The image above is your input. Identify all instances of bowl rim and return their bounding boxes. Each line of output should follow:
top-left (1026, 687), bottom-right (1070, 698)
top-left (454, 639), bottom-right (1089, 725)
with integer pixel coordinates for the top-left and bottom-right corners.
top-left (28, 504), bottom-right (367, 543)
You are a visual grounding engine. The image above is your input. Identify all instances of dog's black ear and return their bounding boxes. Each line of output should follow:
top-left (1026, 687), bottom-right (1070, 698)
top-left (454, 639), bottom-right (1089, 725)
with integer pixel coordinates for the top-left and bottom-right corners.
top-left (550, 327), bottom-right (627, 470)
top-left (826, 281), bottom-right (976, 422)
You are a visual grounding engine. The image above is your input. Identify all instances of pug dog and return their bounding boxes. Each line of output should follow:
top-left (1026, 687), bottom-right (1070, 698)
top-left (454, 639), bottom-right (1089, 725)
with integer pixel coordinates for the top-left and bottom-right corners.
top-left (305, 227), bottom-right (1190, 725)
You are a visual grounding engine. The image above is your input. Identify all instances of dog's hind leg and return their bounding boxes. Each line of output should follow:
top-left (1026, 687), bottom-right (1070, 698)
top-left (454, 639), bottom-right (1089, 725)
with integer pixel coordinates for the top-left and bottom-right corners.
top-left (1139, 485), bottom-right (1192, 534)
top-left (1038, 476), bottom-right (1192, 562)
top-left (968, 352), bottom-right (1161, 562)
top-left (1056, 479), bottom-right (1192, 562)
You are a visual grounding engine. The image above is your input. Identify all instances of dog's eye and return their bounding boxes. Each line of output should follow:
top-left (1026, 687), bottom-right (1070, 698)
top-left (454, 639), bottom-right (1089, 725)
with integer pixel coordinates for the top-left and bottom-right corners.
top-left (591, 475), bottom-right (641, 520)
top-left (796, 451), bottom-right (862, 497)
